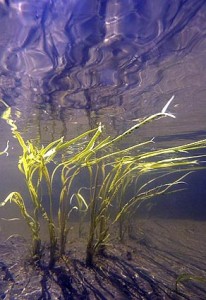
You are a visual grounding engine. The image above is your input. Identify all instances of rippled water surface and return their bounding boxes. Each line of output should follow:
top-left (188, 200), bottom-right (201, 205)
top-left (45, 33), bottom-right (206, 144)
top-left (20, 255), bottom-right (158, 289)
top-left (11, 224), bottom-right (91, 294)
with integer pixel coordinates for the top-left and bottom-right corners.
top-left (0, 0), bottom-right (206, 132)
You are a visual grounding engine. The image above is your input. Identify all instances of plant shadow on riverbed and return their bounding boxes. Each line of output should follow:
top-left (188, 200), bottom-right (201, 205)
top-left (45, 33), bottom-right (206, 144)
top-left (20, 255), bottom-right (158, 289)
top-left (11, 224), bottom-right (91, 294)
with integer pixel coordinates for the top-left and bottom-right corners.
top-left (1, 219), bottom-right (206, 300)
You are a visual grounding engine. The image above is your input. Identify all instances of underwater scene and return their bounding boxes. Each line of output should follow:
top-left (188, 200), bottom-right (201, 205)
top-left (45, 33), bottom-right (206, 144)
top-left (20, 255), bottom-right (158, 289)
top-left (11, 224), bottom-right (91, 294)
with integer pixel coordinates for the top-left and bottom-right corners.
top-left (0, 0), bottom-right (206, 299)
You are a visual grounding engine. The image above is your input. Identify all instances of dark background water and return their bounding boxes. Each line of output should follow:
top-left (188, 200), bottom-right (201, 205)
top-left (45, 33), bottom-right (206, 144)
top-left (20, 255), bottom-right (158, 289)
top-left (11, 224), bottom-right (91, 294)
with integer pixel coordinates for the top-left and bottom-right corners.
top-left (0, 0), bottom-right (206, 222)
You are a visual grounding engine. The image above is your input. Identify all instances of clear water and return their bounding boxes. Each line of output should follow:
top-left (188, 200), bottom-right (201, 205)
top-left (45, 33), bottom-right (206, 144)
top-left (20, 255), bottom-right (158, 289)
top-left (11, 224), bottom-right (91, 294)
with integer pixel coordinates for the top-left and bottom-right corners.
top-left (0, 1), bottom-right (206, 297)
top-left (0, 0), bottom-right (206, 217)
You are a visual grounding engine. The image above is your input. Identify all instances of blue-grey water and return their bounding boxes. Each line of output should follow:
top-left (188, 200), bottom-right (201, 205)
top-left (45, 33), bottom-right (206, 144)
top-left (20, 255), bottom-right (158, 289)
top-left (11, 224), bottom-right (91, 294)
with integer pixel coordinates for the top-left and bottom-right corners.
top-left (0, 1), bottom-right (206, 298)
top-left (1, 0), bottom-right (206, 220)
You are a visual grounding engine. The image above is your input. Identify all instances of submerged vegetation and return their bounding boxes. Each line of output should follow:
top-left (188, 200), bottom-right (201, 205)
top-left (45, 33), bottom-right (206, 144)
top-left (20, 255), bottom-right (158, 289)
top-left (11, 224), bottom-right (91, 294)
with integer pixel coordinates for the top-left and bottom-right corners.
top-left (175, 273), bottom-right (206, 292)
top-left (0, 141), bottom-right (9, 156)
top-left (0, 97), bottom-right (206, 268)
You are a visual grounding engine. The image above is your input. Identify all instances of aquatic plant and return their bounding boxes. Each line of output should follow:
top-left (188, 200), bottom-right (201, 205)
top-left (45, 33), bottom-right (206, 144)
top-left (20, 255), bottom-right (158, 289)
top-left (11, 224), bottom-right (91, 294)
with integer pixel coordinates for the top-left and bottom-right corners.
top-left (53, 124), bottom-right (102, 257)
top-left (0, 141), bottom-right (9, 156)
top-left (83, 150), bottom-right (205, 266)
top-left (175, 273), bottom-right (206, 292)
top-left (0, 132), bottom-right (60, 262)
top-left (6, 129), bottom-right (104, 263)
top-left (80, 97), bottom-right (206, 266)
top-left (0, 96), bottom-right (206, 268)
top-left (0, 103), bottom-right (103, 265)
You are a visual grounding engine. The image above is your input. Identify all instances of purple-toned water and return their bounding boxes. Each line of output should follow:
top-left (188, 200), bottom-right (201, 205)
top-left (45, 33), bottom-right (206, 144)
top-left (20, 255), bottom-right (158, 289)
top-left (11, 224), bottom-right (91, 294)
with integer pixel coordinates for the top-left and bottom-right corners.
top-left (0, 0), bottom-right (205, 126)
top-left (0, 2), bottom-right (206, 298)
top-left (0, 1), bottom-right (206, 215)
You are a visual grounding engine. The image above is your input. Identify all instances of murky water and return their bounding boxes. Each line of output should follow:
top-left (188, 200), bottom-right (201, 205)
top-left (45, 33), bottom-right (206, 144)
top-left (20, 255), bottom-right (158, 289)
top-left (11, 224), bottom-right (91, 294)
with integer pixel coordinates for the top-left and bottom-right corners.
top-left (0, 1), bottom-right (206, 298)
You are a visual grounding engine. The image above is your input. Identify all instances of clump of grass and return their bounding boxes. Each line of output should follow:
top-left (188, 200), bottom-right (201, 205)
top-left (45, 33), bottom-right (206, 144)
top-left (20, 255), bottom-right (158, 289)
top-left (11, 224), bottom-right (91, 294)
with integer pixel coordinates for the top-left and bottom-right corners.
top-left (0, 132), bottom-right (61, 263)
top-left (0, 100), bottom-right (104, 265)
top-left (78, 97), bottom-right (206, 266)
top-left (0, 126), bottom-right (102, 264)
top-left (1, 96), bottom-right (206, 268)
top-left (83, 152), bottom-right (204, 266)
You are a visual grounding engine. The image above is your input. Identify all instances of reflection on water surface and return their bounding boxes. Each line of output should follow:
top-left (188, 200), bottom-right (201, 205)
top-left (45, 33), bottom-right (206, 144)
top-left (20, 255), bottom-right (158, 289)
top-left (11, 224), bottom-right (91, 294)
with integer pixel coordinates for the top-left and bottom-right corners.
top-left (0, 0), bottom-right (205, 130)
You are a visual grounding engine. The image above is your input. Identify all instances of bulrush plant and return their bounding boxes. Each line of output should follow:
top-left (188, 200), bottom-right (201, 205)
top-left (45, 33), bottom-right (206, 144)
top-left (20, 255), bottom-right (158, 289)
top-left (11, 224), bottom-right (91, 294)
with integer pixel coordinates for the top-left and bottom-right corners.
top-left (1, 96), bottom-right (206, 268)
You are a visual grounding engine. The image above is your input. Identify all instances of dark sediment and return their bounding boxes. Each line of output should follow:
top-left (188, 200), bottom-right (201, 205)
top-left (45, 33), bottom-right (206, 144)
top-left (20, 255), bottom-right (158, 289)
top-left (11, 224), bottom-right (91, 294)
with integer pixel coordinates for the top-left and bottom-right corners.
top-left (0, 219), bottom-right (206, 299)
